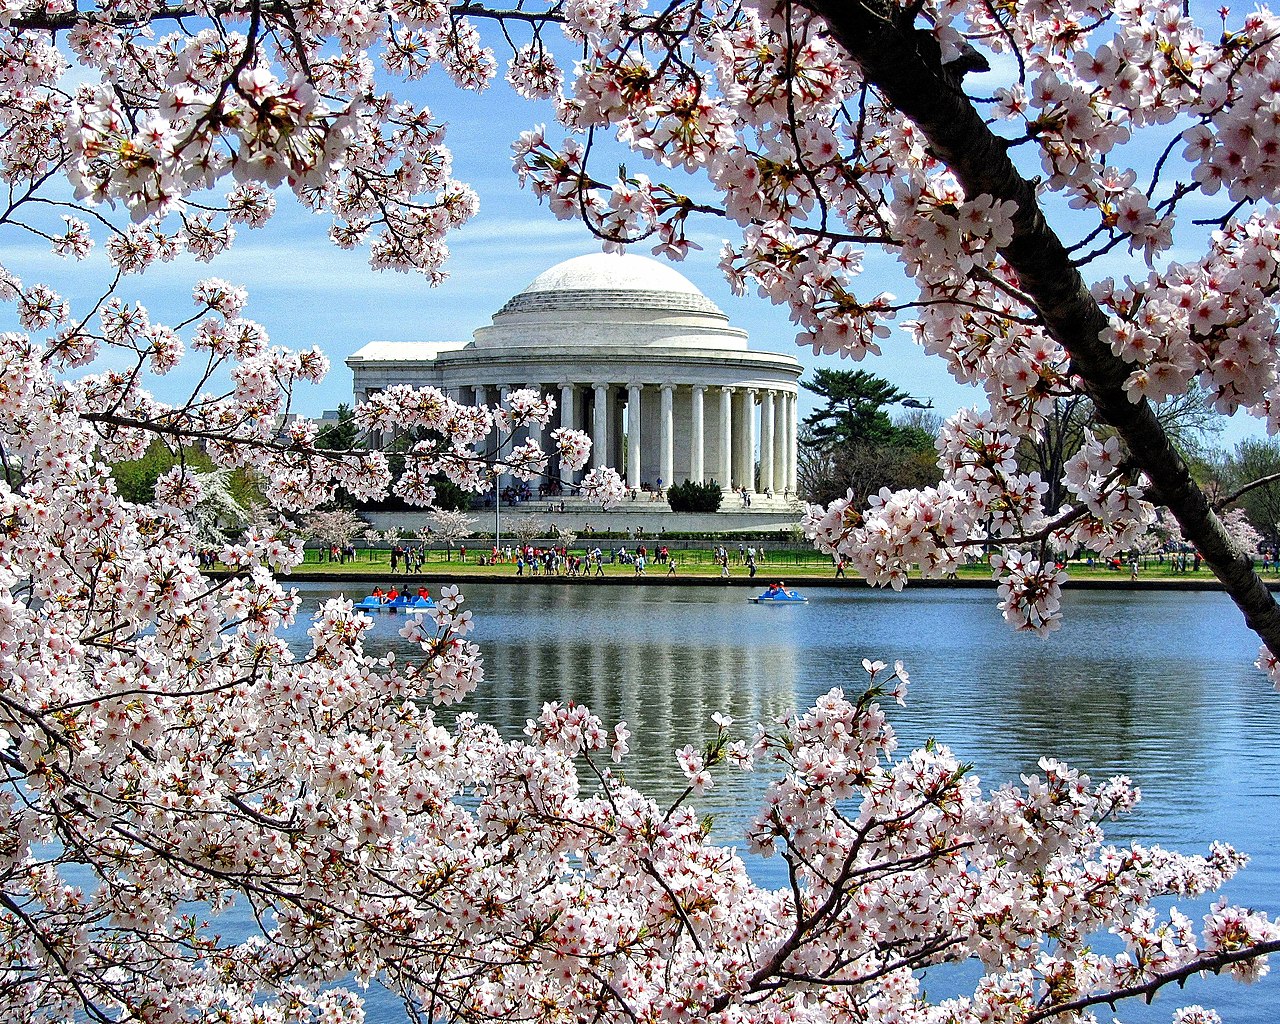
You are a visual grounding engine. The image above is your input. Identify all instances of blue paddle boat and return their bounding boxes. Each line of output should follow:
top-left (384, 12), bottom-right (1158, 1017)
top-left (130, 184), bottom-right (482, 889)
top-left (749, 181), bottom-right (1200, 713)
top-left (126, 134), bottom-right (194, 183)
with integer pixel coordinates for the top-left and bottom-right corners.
top-left (750, 586), bottom-right (808, 605)
top-left (355, 594), bottom-right (435, 613)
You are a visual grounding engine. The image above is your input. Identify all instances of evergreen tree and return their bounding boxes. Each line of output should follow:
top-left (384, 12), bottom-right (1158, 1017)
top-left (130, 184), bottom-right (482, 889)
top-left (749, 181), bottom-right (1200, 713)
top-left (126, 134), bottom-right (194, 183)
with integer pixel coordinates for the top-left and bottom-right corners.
top-left (316, 404), bottom-right (359, 452)
top-left (801, 370), bottom-right (919, 449)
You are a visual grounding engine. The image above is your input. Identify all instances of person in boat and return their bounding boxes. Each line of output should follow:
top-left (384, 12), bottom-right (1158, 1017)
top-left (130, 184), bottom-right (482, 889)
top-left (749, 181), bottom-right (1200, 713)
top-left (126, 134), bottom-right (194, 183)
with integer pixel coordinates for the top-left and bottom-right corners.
top-left (767, 582), bottom-right (782, 596)
top-left (372, 587), bottom-right (386, 603)
top-left (387, 587), bottom-right (400, 602)
top-left (417, 587), bottom-right (430, 601)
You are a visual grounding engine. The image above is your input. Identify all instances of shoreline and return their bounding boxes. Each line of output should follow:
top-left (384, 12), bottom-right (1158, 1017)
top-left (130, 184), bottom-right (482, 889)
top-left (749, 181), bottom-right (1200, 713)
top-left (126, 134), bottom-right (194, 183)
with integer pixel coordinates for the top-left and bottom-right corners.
top-left (205, 569), bottom-right (1280, 592)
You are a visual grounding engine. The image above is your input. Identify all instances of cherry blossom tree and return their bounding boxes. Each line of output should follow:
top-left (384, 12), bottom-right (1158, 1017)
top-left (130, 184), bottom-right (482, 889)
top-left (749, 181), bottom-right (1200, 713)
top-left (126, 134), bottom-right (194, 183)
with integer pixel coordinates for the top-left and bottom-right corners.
top-left (513, 513), bottom-right (553, 547)
top-left (302, 507), bottom-right (369, 557)
top-left (164, 466), bottom-right (255, 547)
top-left (426, 507), bottom-right (476, 558)
top-left (1, 2), bottom-right (1280, 1024)
top-left (503, 0), bottom-right (1280, 671)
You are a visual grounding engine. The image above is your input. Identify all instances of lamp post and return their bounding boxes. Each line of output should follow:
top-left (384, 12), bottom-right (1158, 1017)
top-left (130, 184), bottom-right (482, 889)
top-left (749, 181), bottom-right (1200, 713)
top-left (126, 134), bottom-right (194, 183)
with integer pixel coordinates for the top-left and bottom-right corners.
top-left (493, 468), bottom-right (501, 551)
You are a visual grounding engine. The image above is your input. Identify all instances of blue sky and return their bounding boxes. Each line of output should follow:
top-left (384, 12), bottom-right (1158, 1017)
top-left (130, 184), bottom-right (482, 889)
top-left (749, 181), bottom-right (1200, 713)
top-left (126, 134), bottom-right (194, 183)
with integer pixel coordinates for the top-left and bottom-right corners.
top-left (2, 48), bottom-right (1266, 451)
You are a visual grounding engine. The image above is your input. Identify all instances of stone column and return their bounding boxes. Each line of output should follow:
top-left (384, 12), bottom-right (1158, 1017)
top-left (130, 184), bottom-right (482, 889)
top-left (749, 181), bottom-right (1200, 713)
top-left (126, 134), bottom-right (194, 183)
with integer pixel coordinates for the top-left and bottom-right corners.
top-left (522, 382), bottom-right (543, 502)
top-left (773, 389), bottom-right (788, 494)
top-left (736, 389), bottom-right (749, 490)
top-left (690, 385), bottom-right (705, 484)
top-left (592, 383), bottom-right (610, 470)
top-left (525, 382), bottom-right (543, 449)
top-left (659, 384), bottom-right (674, 492)
top-left (732, 390), bottom-right (748, 491)
top-left (613, 398), bottom-right (625, 473)
top-left (627, 382), bottom-right (643, 489)
top-left (744, 389), bottom-right (757, 492)
top-left (355, 389), bottom-right (374, 449)
top-left (471, 385), bottom-right (490, 493)
top-left (787, 392), bottom-right (798, 496)
top-left (560, 382), bottom-right (576, 432)
top-left (719, 386), bottom-right (733, 491)
top-left (559, 382), bottom-right (577, 486)
top-left (760, 390), bottom-right (775, 496)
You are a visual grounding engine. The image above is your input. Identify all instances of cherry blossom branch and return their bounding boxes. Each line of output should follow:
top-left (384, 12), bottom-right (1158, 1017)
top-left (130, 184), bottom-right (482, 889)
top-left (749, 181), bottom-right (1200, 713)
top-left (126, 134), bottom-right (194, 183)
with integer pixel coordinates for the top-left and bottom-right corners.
top-left (9, 1), bottom-right (564, 34)
top-left (1026, 939), bottom-right (1280, 1022)
top-left (772, 932), bottom-right (968, 988)
top-left (808, 0), bottom-right (1280, 659)
top-left (0, 893), bottom-right (117, 1024)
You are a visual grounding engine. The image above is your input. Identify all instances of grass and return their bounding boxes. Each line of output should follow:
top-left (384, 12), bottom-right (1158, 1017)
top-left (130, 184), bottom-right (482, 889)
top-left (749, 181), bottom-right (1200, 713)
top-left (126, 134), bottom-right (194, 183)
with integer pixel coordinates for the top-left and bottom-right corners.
top-left (282, 547), bottom-right (1264, 583)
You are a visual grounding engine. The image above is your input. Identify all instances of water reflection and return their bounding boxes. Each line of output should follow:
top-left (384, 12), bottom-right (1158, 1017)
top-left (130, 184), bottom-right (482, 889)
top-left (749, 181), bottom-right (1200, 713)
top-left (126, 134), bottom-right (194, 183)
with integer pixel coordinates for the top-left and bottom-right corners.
top-left (286, 581), bottom-right (1279, 1024)
top-left (312, 583), bottom-right (799, 813)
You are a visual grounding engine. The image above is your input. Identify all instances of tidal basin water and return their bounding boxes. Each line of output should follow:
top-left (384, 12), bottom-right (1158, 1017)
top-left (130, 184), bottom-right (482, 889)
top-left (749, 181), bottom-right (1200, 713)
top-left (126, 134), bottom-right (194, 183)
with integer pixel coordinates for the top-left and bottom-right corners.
top-left (283, 582), bottom-right (1280, 1023)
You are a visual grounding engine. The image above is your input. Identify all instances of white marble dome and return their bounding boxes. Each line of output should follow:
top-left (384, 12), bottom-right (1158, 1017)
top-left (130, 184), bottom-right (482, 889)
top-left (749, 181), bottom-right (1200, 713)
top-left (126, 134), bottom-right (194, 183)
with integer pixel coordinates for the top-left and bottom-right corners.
top-left (519, 252), bottom-right (706, 298)
top-left (347, 251), bottom-right (802, 498)
top-left (475, 251), bottom-right (736, 349)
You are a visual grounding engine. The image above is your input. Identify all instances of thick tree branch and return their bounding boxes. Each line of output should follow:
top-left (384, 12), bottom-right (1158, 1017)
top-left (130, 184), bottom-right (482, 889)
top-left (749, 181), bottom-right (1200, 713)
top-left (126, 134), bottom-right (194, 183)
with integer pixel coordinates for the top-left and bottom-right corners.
top-left (1217, 471), bottom-right (1280, 512)
top-left (1025, 939), bottom-right (1280, 1022)
top-left (807, 0), bottom-right (1280, 658)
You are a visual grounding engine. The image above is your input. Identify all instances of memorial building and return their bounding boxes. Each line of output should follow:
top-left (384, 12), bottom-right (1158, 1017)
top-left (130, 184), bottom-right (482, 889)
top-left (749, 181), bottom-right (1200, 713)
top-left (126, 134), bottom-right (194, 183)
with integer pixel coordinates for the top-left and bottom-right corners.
top-left (346, 252), bottom-right (803, 508)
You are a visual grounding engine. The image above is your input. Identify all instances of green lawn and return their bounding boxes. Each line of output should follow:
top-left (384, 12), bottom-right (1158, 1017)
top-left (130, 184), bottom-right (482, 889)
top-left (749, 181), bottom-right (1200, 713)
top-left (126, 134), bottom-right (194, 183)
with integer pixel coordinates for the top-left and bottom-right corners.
top-left (283, 547), bottom-right (1265, 583)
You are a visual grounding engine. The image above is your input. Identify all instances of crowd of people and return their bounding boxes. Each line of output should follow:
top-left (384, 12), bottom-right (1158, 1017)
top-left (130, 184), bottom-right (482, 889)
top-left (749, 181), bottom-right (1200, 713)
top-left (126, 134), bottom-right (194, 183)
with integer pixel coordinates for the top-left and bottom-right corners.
top-left (317, 543), bottom-right (358, 563)
top-left (514, 544), bottom-right (604, 577)
top-left (389, 543), bottom-right (430, 573)
top-left (501, 543), bottom-right (695, 578)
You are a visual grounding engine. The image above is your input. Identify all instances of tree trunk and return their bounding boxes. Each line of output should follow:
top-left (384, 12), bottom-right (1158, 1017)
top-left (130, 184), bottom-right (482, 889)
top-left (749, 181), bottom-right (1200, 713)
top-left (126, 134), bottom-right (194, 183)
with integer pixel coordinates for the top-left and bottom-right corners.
top-left (806, 0), bottom-right (1280, 657)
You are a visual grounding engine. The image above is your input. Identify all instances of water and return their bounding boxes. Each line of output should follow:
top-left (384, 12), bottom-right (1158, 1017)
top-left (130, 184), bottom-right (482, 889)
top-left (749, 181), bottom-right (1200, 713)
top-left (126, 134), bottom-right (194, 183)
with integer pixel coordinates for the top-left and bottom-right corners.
top-left (282, 582), bottom-right (1280, 1022)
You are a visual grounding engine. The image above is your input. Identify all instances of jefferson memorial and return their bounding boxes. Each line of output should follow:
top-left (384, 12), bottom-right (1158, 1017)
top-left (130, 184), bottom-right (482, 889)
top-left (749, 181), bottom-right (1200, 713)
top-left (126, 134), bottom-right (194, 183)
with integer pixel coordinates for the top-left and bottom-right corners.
top-left (346, 252), bottom-right (803, 514)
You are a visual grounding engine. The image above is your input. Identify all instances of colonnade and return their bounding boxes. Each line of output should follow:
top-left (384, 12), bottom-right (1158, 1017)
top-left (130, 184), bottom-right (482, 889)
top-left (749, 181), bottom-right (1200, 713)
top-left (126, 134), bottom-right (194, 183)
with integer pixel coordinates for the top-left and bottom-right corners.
top-left (455, 381), bottom-right (799, 496)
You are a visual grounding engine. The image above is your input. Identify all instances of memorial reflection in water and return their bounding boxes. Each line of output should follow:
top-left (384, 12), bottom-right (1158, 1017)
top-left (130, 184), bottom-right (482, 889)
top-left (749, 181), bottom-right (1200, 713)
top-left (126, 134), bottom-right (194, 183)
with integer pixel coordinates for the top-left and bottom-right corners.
top-left (285, 582), bottom-right (1278, 1024)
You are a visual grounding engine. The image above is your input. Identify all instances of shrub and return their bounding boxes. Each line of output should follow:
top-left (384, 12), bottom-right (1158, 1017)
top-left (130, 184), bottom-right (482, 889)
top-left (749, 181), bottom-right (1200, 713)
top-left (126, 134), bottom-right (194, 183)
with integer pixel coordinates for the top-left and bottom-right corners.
top-left (666, 479), bottom-right (724, 513)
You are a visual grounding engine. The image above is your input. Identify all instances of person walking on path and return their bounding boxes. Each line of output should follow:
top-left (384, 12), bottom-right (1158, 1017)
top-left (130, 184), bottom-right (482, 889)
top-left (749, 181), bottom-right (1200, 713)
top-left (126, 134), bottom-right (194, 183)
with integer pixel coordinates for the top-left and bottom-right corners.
top-left (835, 558), bottom-right (847, 579)
top-left (667, 555), bottom-right (677, 576)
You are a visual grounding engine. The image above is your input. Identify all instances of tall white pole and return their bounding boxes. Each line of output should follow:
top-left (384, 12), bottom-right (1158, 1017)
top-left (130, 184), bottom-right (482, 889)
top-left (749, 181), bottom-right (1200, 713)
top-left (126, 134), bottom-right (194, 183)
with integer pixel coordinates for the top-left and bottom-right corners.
top-left (498, 384), bottom-right (511, 497)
